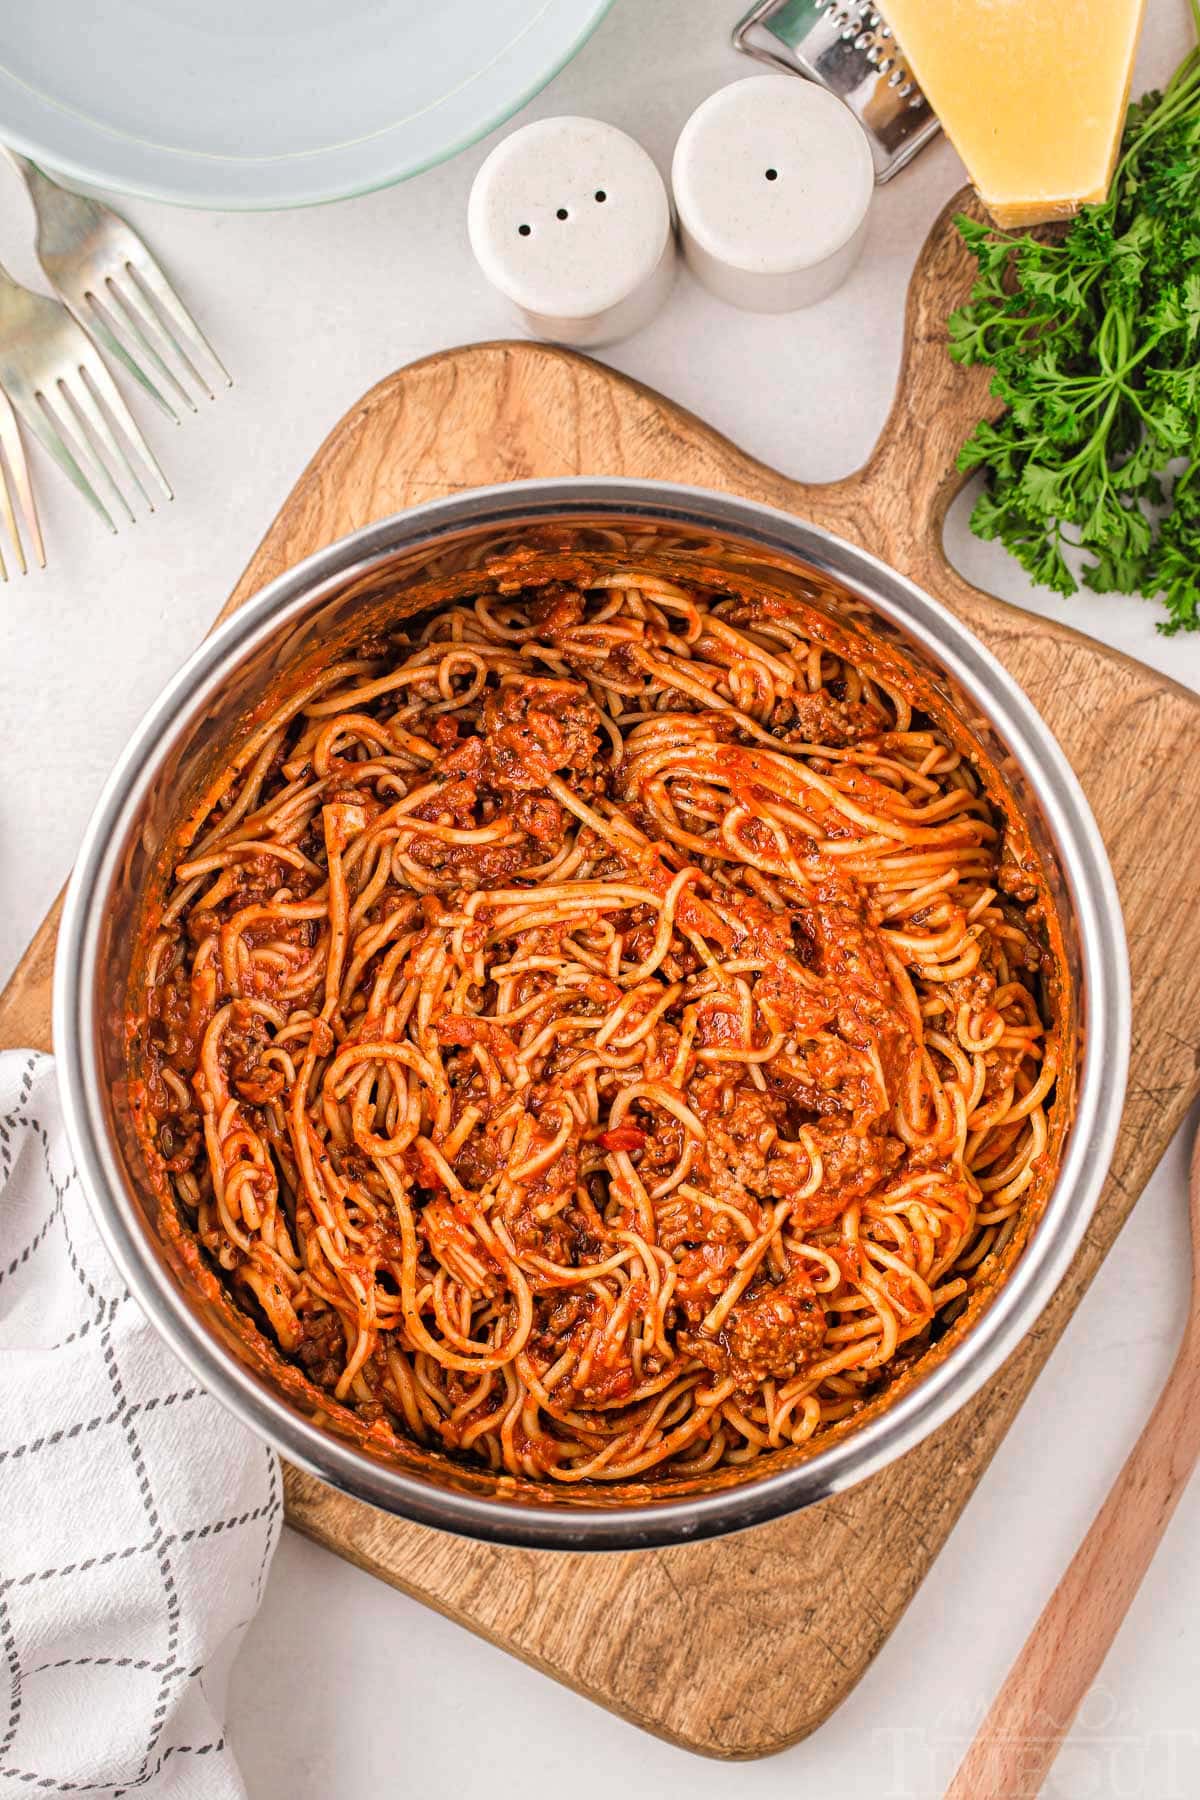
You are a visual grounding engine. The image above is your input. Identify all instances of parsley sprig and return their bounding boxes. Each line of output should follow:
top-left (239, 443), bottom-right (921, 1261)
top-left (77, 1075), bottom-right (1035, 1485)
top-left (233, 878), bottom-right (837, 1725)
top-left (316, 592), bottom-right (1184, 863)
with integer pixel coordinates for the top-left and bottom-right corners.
top-left (949, 5), bottom-right (1200, 633)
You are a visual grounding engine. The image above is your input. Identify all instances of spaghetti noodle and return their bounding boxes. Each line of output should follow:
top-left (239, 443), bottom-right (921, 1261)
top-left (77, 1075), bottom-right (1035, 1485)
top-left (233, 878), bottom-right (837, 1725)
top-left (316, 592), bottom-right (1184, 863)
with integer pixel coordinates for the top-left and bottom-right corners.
top-left (134, 568), bottom-right (1059, 1483)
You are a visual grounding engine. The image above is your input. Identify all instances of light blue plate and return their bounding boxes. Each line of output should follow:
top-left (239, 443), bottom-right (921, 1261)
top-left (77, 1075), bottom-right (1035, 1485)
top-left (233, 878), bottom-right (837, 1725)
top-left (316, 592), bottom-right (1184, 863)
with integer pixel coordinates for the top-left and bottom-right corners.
top-left (0, 0), bottom-right (615, 209)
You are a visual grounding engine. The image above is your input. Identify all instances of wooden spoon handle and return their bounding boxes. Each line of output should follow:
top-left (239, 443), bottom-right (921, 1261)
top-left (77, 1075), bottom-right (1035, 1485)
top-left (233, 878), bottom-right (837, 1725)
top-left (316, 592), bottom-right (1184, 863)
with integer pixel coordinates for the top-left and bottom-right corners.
top-left (946, 1215), bottom-right (1200, 1793)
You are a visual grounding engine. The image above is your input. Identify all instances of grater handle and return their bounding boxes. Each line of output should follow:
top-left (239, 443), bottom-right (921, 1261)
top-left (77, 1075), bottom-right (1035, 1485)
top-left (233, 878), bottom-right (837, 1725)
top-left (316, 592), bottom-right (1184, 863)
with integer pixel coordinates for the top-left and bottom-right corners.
top-left (732, 0), bottom-right (941, 182)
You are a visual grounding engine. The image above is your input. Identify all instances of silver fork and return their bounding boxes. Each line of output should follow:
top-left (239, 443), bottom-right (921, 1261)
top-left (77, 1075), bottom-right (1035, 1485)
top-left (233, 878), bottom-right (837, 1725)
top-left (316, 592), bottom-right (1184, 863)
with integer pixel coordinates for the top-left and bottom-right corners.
top-left (0, 263), bottom-right (172, 533)
top-left (0, 383), bottom-right (44, 576)
top-left (10, 153), bottom-right (230, 421)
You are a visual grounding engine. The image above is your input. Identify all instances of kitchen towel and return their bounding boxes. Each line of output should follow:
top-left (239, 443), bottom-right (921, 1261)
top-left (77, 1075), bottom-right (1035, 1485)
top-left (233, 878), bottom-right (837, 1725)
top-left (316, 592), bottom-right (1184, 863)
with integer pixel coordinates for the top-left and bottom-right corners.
top-left (0, 1051), bottom-right (282, 1799)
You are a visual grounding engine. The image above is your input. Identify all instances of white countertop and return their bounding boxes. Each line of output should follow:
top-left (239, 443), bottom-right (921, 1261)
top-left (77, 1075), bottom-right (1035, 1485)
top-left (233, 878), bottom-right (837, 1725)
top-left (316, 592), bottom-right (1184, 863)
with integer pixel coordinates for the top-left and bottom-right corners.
top-left (2, 4), bottom-right (1198, 1795)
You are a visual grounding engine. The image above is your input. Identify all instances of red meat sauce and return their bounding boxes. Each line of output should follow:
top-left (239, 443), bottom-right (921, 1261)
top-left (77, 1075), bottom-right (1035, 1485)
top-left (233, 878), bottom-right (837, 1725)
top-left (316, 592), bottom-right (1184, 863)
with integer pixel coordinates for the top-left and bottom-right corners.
top-left (682, 1268), bottom-right (827, 1388)
top-left (131, 612), bottom-right (1052, 1440)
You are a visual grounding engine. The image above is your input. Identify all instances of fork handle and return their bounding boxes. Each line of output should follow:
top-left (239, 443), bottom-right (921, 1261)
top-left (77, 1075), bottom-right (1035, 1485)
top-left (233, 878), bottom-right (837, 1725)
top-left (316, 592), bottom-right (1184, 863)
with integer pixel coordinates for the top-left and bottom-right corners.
top-left (945, 1311), bottom-right (1200, 1799)
top-left (4, 146), bottom-right (46, 209)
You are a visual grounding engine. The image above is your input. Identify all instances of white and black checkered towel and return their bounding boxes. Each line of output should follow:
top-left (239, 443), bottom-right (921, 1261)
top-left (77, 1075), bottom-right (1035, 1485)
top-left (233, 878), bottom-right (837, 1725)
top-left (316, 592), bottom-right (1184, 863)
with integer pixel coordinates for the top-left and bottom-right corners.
top-left (0, 1052), bottom-right (282, 1798)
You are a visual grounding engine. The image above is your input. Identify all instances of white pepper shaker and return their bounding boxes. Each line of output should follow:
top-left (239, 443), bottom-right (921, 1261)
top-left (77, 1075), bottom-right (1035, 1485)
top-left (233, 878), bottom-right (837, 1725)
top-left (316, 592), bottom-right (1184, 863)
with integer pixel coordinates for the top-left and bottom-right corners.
top-left (468, 116), bottom-right (676, 348)
top-left (671, 76), bottom-right (874, 313)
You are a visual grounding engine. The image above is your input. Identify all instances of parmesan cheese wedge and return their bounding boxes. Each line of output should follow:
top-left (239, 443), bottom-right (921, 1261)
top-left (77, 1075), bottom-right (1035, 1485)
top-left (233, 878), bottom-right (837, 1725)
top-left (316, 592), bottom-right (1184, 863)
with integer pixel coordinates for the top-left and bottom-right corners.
top-left (883, 0), bottom-right (1148, 227)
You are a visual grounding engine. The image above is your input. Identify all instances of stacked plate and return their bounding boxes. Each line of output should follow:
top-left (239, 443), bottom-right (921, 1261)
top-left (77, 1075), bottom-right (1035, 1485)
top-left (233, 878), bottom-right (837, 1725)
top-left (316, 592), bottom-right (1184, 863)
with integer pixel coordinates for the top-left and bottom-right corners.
top-left (0, 0), bottom-right (614, 208)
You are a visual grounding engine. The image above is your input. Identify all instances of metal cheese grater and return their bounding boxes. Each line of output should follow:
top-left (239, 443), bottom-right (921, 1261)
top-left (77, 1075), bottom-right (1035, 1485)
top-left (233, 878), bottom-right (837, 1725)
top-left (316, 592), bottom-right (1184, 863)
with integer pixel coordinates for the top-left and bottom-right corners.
top-left (732, 1), bottom-right (940, 182)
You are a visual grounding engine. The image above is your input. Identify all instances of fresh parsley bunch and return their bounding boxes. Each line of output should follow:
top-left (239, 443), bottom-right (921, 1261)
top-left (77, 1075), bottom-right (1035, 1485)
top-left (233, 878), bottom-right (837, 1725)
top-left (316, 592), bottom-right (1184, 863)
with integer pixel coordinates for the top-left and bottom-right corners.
top-left (949, 7), bottom-right (1200, 633)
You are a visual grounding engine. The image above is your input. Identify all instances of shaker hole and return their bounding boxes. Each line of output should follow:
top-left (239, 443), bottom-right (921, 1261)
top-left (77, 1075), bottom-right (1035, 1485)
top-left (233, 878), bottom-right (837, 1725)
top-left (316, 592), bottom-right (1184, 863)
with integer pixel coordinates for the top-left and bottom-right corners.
top-left (594, 189), bottom-right (607, 203)
top-left (765, 167), bottom-right (779, 181)
top-left (518, 224), bottom-right (532, 236)
top-left (556, 207), bottom-right (569, 220)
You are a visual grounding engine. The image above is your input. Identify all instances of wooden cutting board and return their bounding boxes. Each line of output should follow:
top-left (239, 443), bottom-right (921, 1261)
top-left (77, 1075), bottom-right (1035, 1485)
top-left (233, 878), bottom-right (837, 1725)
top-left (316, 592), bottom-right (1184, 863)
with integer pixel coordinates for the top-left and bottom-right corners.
top-left (4, 191), bottom-right (1199, 1759)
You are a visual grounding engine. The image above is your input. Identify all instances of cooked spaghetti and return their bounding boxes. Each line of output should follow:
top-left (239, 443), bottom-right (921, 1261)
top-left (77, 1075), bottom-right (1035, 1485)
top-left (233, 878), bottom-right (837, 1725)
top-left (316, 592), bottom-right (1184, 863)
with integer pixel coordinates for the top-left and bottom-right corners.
top-left (134, 568), bottom-right (1059, 1483)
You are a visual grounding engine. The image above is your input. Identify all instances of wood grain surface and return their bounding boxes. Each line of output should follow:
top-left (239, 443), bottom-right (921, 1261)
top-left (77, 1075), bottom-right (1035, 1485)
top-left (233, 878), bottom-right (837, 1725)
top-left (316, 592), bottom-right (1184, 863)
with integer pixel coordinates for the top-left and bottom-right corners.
top-left (3, 191), bottom-right (1199, 1759)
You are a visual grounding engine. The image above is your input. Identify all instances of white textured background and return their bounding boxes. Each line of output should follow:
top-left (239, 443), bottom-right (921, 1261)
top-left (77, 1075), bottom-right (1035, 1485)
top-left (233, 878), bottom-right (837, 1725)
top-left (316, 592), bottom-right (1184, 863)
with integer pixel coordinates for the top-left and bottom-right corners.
top-left (1, 3), bottom-right (1198, 1796)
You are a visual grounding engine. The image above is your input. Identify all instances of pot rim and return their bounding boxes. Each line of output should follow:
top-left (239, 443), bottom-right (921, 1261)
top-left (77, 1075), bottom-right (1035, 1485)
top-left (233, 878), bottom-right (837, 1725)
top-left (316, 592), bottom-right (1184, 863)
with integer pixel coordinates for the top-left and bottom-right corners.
top-left (53, 478), bottom-right (1131, 1550)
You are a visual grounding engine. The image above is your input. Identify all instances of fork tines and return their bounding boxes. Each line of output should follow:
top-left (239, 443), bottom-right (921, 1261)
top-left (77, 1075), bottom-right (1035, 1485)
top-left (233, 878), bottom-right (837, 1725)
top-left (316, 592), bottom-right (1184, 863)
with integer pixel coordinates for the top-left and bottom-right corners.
top-left (0, 153), bottom-right (231, 555)
top-left (0, 384), bottom-right (44, 577)
top-left (80, 246), bottom-right (231, 422)
top-left (0, 264), bottom-right (172, 538)
top-left (13, 153), bottom-right (230, 425)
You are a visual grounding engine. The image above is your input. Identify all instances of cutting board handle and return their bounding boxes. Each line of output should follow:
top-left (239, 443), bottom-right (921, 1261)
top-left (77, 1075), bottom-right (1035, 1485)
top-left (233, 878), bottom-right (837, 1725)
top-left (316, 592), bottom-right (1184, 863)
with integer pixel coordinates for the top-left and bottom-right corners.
top-left (792, 191), bottom-right (997, 586)
top-left (872, 192), bottom-right (996, 546)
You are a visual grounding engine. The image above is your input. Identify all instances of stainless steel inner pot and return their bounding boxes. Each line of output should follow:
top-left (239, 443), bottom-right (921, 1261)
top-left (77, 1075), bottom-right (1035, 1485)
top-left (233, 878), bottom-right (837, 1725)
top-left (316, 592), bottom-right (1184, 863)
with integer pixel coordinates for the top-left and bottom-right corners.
top-left (54, 480), bottom-right (1130, 1550)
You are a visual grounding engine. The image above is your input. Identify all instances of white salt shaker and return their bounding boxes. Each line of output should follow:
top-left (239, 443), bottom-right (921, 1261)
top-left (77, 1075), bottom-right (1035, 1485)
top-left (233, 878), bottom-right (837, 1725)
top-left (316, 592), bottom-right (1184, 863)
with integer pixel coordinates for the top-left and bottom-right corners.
top-left (672, 76), bottom-right (874, 313)
top-left (468, 117), bottom-right (676, 348)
